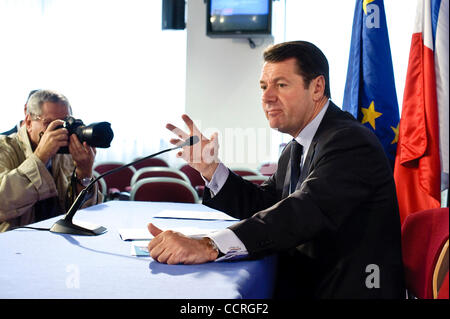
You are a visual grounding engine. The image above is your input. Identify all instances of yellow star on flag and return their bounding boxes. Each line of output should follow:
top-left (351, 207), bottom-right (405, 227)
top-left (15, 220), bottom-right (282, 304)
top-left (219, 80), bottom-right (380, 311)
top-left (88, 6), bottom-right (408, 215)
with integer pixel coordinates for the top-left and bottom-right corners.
top-left (361, 101), bottom-right (382, 130)
top-left (363, 0), bottom-right (375, 14)
top-left (390, 123), bottom-right (399, 144)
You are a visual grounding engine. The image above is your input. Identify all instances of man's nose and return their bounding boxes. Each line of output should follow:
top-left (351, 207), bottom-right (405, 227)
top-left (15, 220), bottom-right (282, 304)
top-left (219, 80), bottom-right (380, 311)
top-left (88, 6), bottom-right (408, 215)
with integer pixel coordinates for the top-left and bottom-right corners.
top-left (262, 86), bottom-right (277, 104)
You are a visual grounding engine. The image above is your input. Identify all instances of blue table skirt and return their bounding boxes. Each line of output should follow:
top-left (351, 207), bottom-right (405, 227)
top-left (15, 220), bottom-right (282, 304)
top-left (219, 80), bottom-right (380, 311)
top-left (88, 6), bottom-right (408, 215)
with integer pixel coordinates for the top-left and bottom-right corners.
top-left (0, 201), bottom-right (276, 299)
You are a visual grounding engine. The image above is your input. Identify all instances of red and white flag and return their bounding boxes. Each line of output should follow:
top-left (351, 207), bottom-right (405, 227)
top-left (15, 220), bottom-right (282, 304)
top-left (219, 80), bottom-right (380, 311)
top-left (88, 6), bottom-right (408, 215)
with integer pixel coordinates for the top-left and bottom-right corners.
top-left (394, 0), bottom-right (449, 224)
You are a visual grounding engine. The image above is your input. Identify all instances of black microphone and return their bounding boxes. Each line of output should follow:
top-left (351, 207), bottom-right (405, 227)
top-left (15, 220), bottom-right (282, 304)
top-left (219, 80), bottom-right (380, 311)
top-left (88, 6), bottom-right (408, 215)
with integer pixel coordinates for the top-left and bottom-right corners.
top-left (49, 135), bottom-right (200, 236)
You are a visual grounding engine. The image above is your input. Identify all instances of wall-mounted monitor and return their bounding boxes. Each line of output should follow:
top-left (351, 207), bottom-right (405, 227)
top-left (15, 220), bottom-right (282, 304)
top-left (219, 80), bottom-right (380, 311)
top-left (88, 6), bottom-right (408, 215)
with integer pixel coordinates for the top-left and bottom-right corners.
top-left (206, 0), bottom-right (272, 38)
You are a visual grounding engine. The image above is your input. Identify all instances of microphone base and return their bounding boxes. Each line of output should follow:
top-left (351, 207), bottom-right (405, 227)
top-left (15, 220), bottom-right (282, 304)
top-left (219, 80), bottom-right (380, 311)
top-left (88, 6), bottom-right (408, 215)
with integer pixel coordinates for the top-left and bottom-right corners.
top-left (50, 218), bottom-right (107, 236)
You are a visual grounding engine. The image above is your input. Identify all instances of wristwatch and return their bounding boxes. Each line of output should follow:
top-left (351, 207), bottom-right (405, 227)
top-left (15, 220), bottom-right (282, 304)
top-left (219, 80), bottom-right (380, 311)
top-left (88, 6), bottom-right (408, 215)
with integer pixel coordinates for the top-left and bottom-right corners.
top-left (73, 171), bottom-right (93, 187)
top-left (78, 176), bottom-right (92, 187)
top-left (207, 238), bottom-right (224, 258)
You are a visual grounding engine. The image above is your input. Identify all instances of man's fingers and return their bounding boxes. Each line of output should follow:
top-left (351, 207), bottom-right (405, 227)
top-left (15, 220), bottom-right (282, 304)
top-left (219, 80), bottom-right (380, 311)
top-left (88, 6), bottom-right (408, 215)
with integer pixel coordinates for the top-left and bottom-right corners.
top-left (170, 137), bottom-right (192, 148)
top-left (47, 119), bottom-right (65, 131)
top-left (69, 134), bottom-right (83, 152)
top-left (149, 243), bottom-right (165, 261)
top-left (181, 114), bottom-right (202, 136)
top-left (148, 223), bottom-right (163, 237)
top-left (166, 254), bottom-right (181, 265)
top-left (169, 138), bottom-right (182, 146)
top-left (210, 132), bottom-right (218, 142)
top-left (166, 123), bottom-right (189, 140)
top-left (147, 224), bottom-right (163, 252)
top-left (157, 249), bottom-right (174, 264)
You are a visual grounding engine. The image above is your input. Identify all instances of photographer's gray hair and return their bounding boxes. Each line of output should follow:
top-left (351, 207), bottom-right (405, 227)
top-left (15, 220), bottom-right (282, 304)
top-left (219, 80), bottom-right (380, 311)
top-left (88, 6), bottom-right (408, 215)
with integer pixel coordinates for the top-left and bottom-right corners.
top-left (27, 89), bottom-right (72, 116)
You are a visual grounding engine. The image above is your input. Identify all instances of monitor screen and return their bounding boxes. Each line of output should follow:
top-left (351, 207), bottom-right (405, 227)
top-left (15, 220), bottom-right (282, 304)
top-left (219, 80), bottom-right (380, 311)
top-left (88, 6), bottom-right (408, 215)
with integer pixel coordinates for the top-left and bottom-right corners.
top-left (206, 0), bottom-right (272, 38)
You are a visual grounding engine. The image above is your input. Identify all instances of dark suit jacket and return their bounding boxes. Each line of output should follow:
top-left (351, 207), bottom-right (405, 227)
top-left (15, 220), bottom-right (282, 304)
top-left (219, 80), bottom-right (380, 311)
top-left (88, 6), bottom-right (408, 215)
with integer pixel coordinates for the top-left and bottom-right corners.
top-left (1, 124), bottom-right (18, 136)
top-left (203, 102), bottom-right (405, 299)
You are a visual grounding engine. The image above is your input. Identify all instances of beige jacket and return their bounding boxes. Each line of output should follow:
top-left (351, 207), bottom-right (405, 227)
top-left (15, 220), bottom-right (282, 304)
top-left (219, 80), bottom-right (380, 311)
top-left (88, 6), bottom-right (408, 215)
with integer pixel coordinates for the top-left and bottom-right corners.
top-left (0, 126), bottom-right (102, 232)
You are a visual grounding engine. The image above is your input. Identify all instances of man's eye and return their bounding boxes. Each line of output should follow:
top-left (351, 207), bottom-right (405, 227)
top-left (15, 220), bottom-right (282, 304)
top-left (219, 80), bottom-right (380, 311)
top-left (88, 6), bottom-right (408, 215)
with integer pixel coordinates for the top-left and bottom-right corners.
top-left (278, 83), bottom-right (287, 88)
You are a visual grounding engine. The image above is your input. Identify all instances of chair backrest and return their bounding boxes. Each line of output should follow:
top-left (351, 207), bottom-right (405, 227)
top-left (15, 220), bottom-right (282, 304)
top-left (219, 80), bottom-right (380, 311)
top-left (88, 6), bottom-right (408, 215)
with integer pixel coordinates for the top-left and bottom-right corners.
top-left (258, 162), bottom-right (278, 176)
top-left (94, 161), bottom-right (136, 192)
top-left (132, 157), bottom-right (168, 171)
top-left (130, 177), bottom-right (199, 203)
top-left (437, 270), bottom-right (449, 299)
top-left (401, 207), bottom-right (449, 299)
top-left (92, 171), bottom-right (107, 200)
top-left (433, 239), bottom-right (449, 298)
top-left (130, 167), bottom-right (190, 185)
top-left (230, 167), bottom-right (259, 177)
top-left (179, 164), bottom-right (204, 187)
top-left (243, 175), bottom-right (269, 185)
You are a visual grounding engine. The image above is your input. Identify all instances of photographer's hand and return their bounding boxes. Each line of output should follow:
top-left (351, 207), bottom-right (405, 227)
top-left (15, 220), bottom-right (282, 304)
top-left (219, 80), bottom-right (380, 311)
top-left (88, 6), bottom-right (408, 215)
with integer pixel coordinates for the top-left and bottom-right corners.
top-left (69, 134), bottom-right (96, 184)
top-left (34, 120), bottom-right (68, 165)
top-left (166, 114), bottom-right (220, 181)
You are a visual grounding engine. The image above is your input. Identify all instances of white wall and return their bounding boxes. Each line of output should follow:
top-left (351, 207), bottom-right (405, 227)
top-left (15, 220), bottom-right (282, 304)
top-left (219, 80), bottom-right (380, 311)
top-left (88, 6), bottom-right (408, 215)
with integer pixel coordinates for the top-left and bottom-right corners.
top-left (0, 1), bottom-right (187, 165)
top-left (184, 0), bottom-right (417, 170)
top-left (185, 0), bottom-right (276, 170)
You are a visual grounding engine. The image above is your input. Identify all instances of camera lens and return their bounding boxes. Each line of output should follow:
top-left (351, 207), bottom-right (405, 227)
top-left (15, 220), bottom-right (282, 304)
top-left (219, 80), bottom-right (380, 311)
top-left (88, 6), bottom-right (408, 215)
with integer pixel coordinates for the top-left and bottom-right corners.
top-left (57, 117), bottom-right (114, 153)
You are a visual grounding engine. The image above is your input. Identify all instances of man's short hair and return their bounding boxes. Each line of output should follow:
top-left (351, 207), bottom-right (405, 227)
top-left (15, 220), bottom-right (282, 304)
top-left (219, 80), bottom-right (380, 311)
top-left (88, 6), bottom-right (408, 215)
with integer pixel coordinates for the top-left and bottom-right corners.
top-left (263, 41), bottom-right (331, 98)
top-left (26, 89), bottom-right (39, 104)
top-left (26, 90), bottom-right (72, 116)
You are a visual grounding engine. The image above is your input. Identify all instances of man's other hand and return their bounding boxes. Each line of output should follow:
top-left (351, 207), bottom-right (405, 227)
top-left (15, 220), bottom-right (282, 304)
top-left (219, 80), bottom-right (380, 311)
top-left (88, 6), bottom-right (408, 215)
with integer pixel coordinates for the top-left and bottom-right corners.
top-left (147, 223), bottom-right (219, 265)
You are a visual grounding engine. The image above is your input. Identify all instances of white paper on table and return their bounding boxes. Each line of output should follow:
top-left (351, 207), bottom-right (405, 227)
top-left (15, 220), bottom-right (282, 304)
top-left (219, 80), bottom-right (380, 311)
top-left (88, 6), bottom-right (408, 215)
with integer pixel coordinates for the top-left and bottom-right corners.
top-left (118, 227), bottom-right (220, 241)
top-left (130, 240), bottom-right (249, 260)
top-left (153, 209), bottom-right (238, 221)
top-left (131, 240), bottom-right (150, 257)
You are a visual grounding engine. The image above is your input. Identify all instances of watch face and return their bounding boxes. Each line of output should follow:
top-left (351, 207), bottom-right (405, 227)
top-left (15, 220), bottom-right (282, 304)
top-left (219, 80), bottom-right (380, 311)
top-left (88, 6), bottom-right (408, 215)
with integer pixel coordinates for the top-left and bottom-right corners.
top-left (81, 177), bottom-right (91, 187)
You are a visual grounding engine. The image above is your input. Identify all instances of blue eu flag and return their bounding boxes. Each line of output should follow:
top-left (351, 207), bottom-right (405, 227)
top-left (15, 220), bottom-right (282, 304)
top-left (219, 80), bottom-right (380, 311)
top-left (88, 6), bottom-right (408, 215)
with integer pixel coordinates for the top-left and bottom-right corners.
top-left (343, 0), bottom-right (400, 169)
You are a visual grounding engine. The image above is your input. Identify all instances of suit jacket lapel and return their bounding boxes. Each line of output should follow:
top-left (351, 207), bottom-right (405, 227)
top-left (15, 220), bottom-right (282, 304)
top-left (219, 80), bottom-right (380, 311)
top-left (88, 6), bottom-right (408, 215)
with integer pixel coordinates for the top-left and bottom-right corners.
top-left (284, 102), bottom-right (340, 194)
top-left (282, 142), bottom-right (293, 199)
top-left (298, 140), bottom-right (316, 186)
top-left (282, 140), bottom-right (316, 196)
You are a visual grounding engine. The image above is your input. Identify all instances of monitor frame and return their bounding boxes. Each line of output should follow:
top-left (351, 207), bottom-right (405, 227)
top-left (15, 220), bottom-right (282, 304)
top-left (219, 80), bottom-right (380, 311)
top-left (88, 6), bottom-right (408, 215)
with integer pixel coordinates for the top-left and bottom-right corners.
top-left (206, 0), bottom-right (272, 38)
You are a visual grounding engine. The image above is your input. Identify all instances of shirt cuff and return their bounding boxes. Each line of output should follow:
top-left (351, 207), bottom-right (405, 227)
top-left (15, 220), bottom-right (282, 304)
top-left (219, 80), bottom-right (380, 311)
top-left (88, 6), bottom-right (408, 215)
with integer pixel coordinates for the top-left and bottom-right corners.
top-left (202, 162), bottom-right (229, 197)
top-left (207, 229), bottom-right (248, 261)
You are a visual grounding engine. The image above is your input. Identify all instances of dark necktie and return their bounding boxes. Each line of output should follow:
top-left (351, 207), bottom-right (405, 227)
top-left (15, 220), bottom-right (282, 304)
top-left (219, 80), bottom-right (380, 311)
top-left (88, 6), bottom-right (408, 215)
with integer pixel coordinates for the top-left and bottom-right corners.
top-left (290, 140), bottom-right (303, 194)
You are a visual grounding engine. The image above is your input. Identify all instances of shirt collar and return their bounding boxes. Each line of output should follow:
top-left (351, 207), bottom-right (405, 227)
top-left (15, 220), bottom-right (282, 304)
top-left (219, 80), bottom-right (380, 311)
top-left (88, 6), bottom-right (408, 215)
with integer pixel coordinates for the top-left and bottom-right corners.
top-left (17, 124), bottom-right (34, 158)
top-left (294, 99), bottom-right (329, 162)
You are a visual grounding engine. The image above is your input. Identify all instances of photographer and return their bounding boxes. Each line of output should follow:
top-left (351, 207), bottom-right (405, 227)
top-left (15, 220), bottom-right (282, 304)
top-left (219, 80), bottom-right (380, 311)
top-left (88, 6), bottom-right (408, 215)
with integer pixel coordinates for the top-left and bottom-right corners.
top-left (0, 90), bottom-right (102, 232)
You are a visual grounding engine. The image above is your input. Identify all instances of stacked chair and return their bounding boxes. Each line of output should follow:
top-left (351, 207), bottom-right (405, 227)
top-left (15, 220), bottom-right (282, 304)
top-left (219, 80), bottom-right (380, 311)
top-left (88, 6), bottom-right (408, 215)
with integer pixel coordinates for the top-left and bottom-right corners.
top-left (93, 159), bottom-right (273, 204)
top-left (129, 167), bottom-right (198, 203)
top-left (93, 162), bottom-right (136, 201)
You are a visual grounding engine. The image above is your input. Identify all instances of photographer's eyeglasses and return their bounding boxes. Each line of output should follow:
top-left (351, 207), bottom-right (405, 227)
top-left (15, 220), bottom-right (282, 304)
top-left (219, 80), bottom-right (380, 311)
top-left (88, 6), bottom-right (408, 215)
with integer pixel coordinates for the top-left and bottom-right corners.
top-left (31, 114), bottom-right (56, 128)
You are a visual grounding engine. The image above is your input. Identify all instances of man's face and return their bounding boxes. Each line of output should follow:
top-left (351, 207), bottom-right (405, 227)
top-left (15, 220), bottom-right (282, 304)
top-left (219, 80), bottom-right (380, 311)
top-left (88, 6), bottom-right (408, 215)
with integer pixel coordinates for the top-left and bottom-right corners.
top-left (259, 58), bottom-right (317, 137)
top-left (25, 101), bottom-right (70, 149)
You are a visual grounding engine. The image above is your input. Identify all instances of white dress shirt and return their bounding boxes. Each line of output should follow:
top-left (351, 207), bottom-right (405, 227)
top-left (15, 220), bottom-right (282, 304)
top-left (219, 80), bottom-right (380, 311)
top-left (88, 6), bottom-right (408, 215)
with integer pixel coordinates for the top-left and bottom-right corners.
top-left (204, 100), bottom-right (330, 259)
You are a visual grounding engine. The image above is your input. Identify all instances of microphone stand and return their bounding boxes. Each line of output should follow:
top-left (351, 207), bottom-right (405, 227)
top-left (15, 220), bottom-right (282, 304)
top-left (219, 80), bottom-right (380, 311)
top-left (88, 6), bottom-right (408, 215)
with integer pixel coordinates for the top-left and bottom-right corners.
top-left (50, 136), bottom-right (198, 236)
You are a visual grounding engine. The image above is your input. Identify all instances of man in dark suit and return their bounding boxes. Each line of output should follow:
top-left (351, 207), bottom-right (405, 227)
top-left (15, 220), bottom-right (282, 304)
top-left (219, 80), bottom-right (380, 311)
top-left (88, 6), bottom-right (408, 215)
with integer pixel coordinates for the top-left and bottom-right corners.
top-left (147, 41), bottom-right (405, 299)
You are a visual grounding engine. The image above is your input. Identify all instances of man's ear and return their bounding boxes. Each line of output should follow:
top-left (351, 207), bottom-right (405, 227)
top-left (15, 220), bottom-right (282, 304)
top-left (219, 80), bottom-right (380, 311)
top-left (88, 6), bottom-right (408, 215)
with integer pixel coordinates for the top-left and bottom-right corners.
top-left (24, 113), bottom-right (32, 131)
top-left (312, 75), bottom-right (326, 101)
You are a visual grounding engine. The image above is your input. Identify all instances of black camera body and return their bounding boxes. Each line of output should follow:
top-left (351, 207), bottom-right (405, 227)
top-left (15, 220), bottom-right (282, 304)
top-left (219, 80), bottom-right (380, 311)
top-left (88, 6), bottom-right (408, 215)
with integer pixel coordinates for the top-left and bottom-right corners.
top-left (57, 116), bottom-right (114, 154)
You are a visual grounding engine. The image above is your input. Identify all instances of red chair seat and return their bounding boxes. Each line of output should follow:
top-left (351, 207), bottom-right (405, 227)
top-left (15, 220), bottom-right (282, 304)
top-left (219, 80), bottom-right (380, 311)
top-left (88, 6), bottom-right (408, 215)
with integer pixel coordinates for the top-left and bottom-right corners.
top-left (130, 177), bottom-right (199, 203)
top-left (402, 207), bottom-right (449, 299)
top-left (438, 271), bottom-right (449, 299)
top-left (132, 157), bottom-right (168, 171)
